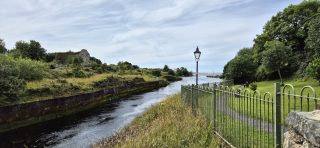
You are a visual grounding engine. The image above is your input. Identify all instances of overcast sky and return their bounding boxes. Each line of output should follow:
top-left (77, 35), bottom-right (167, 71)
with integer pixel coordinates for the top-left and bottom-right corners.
top-left (0, 0), bottom-right (303, 72)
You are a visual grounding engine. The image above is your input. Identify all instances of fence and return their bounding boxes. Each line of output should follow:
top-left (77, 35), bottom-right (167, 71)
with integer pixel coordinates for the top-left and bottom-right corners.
top-left (181, 82), bottom-right (320, 148)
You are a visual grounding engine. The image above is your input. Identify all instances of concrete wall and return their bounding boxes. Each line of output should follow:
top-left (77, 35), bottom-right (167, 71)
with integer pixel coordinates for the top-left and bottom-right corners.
top-left (0, 80), bottom-right (167, 132)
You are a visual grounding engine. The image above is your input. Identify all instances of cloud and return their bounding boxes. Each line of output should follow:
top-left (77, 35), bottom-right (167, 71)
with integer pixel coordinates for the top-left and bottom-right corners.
top-left (0, 0), bottom-right (303, 72)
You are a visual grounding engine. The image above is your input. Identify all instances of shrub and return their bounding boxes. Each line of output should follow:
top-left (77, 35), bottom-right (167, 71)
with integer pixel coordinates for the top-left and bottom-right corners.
top-left (162, 75), bottom-right (182, 82)
top-left (16, 58), bottom-right (48, 81)
top-left (249, 83), bottom-right (257, 91)
top-left (0, 57), bottom-right (26, 100)
top-left (167, 69), bottom-right (175, 76)
top-left (306, 57), bottom-right (320, 83)
top-left (0, 55), bottom-right (48, 81)
top-left (151, 69), bottom-right (161, 77)
top-left (71, 68), bottom-right (87, 78)
top-left (93, 76), bottom-right (120, 88)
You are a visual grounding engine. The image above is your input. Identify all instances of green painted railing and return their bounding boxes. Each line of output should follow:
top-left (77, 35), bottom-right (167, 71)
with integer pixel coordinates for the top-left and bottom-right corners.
top-left (181, 82), bottom-right (320, 148)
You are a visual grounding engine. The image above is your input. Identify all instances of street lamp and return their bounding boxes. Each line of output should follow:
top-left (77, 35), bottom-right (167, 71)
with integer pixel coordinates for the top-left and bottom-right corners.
top-left (194, 46), bottom-right (201, 85)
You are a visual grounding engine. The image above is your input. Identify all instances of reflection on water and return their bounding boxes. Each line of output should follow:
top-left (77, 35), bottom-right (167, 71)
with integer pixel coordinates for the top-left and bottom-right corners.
top-left (0, 76), bottom-right (221, 148)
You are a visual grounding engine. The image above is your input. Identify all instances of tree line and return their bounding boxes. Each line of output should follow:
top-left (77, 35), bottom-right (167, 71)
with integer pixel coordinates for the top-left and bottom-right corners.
top-left (223, 1), bottom-right (320, 84)
top-left (0, 39), bottom-right (192, 102)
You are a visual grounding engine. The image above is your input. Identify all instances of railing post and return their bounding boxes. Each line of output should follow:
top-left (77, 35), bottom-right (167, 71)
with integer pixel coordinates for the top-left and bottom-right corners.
top-left (212, 84), bottom-right (217, 129)
top-left (274, 82), bottom-right (282, 148)
top-left (191, 84), bottom-right (194, 114)
top-left (196, 85), bottom-right (199, 112)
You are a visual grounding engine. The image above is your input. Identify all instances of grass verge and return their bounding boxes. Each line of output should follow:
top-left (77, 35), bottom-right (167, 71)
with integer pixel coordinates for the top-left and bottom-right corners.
top-left (94, 94), bottom-right (223, 148)
top-left (229, 78), bottom-right (320, 123)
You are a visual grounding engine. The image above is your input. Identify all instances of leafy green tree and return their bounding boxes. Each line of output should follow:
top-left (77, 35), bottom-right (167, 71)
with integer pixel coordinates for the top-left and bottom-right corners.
top-left (163, 65), bottom-right (170, 72)
top-left (176, 67), bottom-right (192, 77)
top-left (11, 40), bottom-right (47, 60)
top-left (168, 69), bottom-right (175, 76)
top-left (261, 40), bottom-right (294, 84)
top-left (306, 57), bottom-right (320, 83)
top-left (118, 61), bottom-right (134, 70)
top-left (0, 39), bottom-right (7, 54)
top-left (90, 57), bottom-right (102, 65)
top-left (29, 40), bottom-right (46, 60)
top-left (306, 14), bottom-right (320, 56)
top-left (132, 65), bottom-right (139, 69)
top-left (45, 53), bottom-right (56, 63)
top-left (223, 48), bottom-right (258, 84)
top-left (151, 69), bottom-right (161, 77)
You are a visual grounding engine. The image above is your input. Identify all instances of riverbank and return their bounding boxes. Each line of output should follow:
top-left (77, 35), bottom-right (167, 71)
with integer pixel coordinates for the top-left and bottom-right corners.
top-left (0, 80), bottom-right (168, 133)
top-left (94, 94), bottom-right (223, 148)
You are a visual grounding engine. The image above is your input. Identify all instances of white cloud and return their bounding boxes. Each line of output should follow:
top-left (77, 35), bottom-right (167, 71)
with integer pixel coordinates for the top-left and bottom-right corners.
top-left (0, 0), bottom-right (303, 72)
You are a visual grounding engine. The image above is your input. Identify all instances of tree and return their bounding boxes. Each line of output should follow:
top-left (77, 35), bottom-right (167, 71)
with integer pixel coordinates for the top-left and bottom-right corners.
top-left (29, 40), bottom-right (46, 60)
top-left (306, 14), bottom-right (320, 57)
top-left (261, 40), bottom-right (294, 84)
top-left (253, 1), bottom-right (320, 64)
top-left (306, 57), bottom-right (320, 83)
top-left (117, 61), bottom-right (134, 70)
top-left (168, 69), bottom-right (175, 76)
top-left (0, 39), bottom-right (7, 54)
top-left (151, 69), bottom-right (161, 77)
top-left (11, 40), bottom-right (46, 60)
top-left (176, 67), bottom-right (192, 77)
top-left (90, 57), bottom-right (102, 65)
top-left (163, 65), bottom-right (170, 72)
top-left (223, 48), bottom-right (258, 84)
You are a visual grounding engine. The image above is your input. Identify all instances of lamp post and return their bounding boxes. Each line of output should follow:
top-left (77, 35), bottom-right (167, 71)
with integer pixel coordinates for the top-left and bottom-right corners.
top-left (194, 46), bottom-right (201, 85)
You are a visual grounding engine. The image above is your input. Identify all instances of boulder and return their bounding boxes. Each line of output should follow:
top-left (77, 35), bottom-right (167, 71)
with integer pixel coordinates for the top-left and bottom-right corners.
top-left (284, 110), bottom-right (320, 148)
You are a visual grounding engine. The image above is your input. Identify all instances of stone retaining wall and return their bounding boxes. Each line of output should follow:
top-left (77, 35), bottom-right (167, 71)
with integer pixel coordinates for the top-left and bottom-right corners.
top-left (283, 110), bottom-right (320, 148)
top-left (0, 80), bottom-right (167, 132)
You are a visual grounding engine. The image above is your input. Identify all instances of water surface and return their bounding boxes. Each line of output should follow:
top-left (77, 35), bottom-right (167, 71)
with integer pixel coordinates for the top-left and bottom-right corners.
top-left (0, 76), bottom-right (220, 148)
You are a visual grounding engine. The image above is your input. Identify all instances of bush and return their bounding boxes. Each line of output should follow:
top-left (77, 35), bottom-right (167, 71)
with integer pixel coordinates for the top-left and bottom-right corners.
top-left (0, 55), bottom-right (47, 81)
top-left (16, 58), bottom-right (48, 81)
top-left (70, 68), bottom-right (87, 78)
top-left (176, 67), bottom-right (192, 76)
top-left (151, 69), bottom-right (161, 77)
top-left (93, 76), bottom-right (120, 88)
top-left (0, 57), bottom-right (26, 100)
top-left (167, 69), bottom-right (175, 76)
top-left (162, 75), bottom-right (182, 82)
top-left (306, 57), bottom-right (320, 83)
top-left (36, 80), bottom-right (81, 96)
top-left (249, 83), bottom-right (257, 91)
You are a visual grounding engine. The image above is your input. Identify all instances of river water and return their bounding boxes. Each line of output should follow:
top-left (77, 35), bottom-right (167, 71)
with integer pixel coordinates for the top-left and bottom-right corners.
top-left (0, 76), bottom-right (221, 148)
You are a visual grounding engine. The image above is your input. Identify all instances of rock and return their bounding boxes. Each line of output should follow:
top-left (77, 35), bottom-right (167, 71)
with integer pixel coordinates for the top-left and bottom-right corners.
top-left (287, 110), bottom-right (320, 147)
top-left (283, 129), bottom-right (304, 148)
top-left (284, 110), bottom-right (320, 148)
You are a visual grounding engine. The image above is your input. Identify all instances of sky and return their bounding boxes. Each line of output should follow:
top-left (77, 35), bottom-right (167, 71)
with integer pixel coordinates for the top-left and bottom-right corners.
top-left (0, 0), bottom-right (303, 73)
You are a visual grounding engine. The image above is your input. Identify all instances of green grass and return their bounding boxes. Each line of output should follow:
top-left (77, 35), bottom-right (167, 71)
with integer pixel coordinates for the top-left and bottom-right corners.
top-left (191, 91), bottom-right (274, 147)
top-left (27, 73), bottom-right (156, 90)
top-left (94, 94), bottom-right (222, 148)
top-left (14, 73), bottom-right (159, 104)
top-left (229, 78), bottom-right (320, 123)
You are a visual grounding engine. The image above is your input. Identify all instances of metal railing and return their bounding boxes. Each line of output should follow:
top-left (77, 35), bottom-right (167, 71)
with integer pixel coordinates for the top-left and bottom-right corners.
top-left (181, 82), bottom-right (320, 148)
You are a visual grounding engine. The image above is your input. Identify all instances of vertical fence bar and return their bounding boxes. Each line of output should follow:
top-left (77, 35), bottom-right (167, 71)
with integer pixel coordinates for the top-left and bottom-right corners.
top-left (213, 85), bottom-right (216, 130)
top-left (274, 82), bottom-right (282, 148)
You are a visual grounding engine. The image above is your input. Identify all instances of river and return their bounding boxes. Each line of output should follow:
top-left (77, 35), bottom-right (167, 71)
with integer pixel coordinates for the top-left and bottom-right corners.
top-left (0, 76), bottom-right (221, 148)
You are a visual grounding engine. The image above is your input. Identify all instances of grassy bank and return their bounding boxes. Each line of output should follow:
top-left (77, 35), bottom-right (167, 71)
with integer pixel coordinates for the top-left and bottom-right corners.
top-left (94, 94), bottom-right (223, 148)
top-left (0, 81), bottom-right (167, 133)
top-left (229, 78), bottom-right (320, 122)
